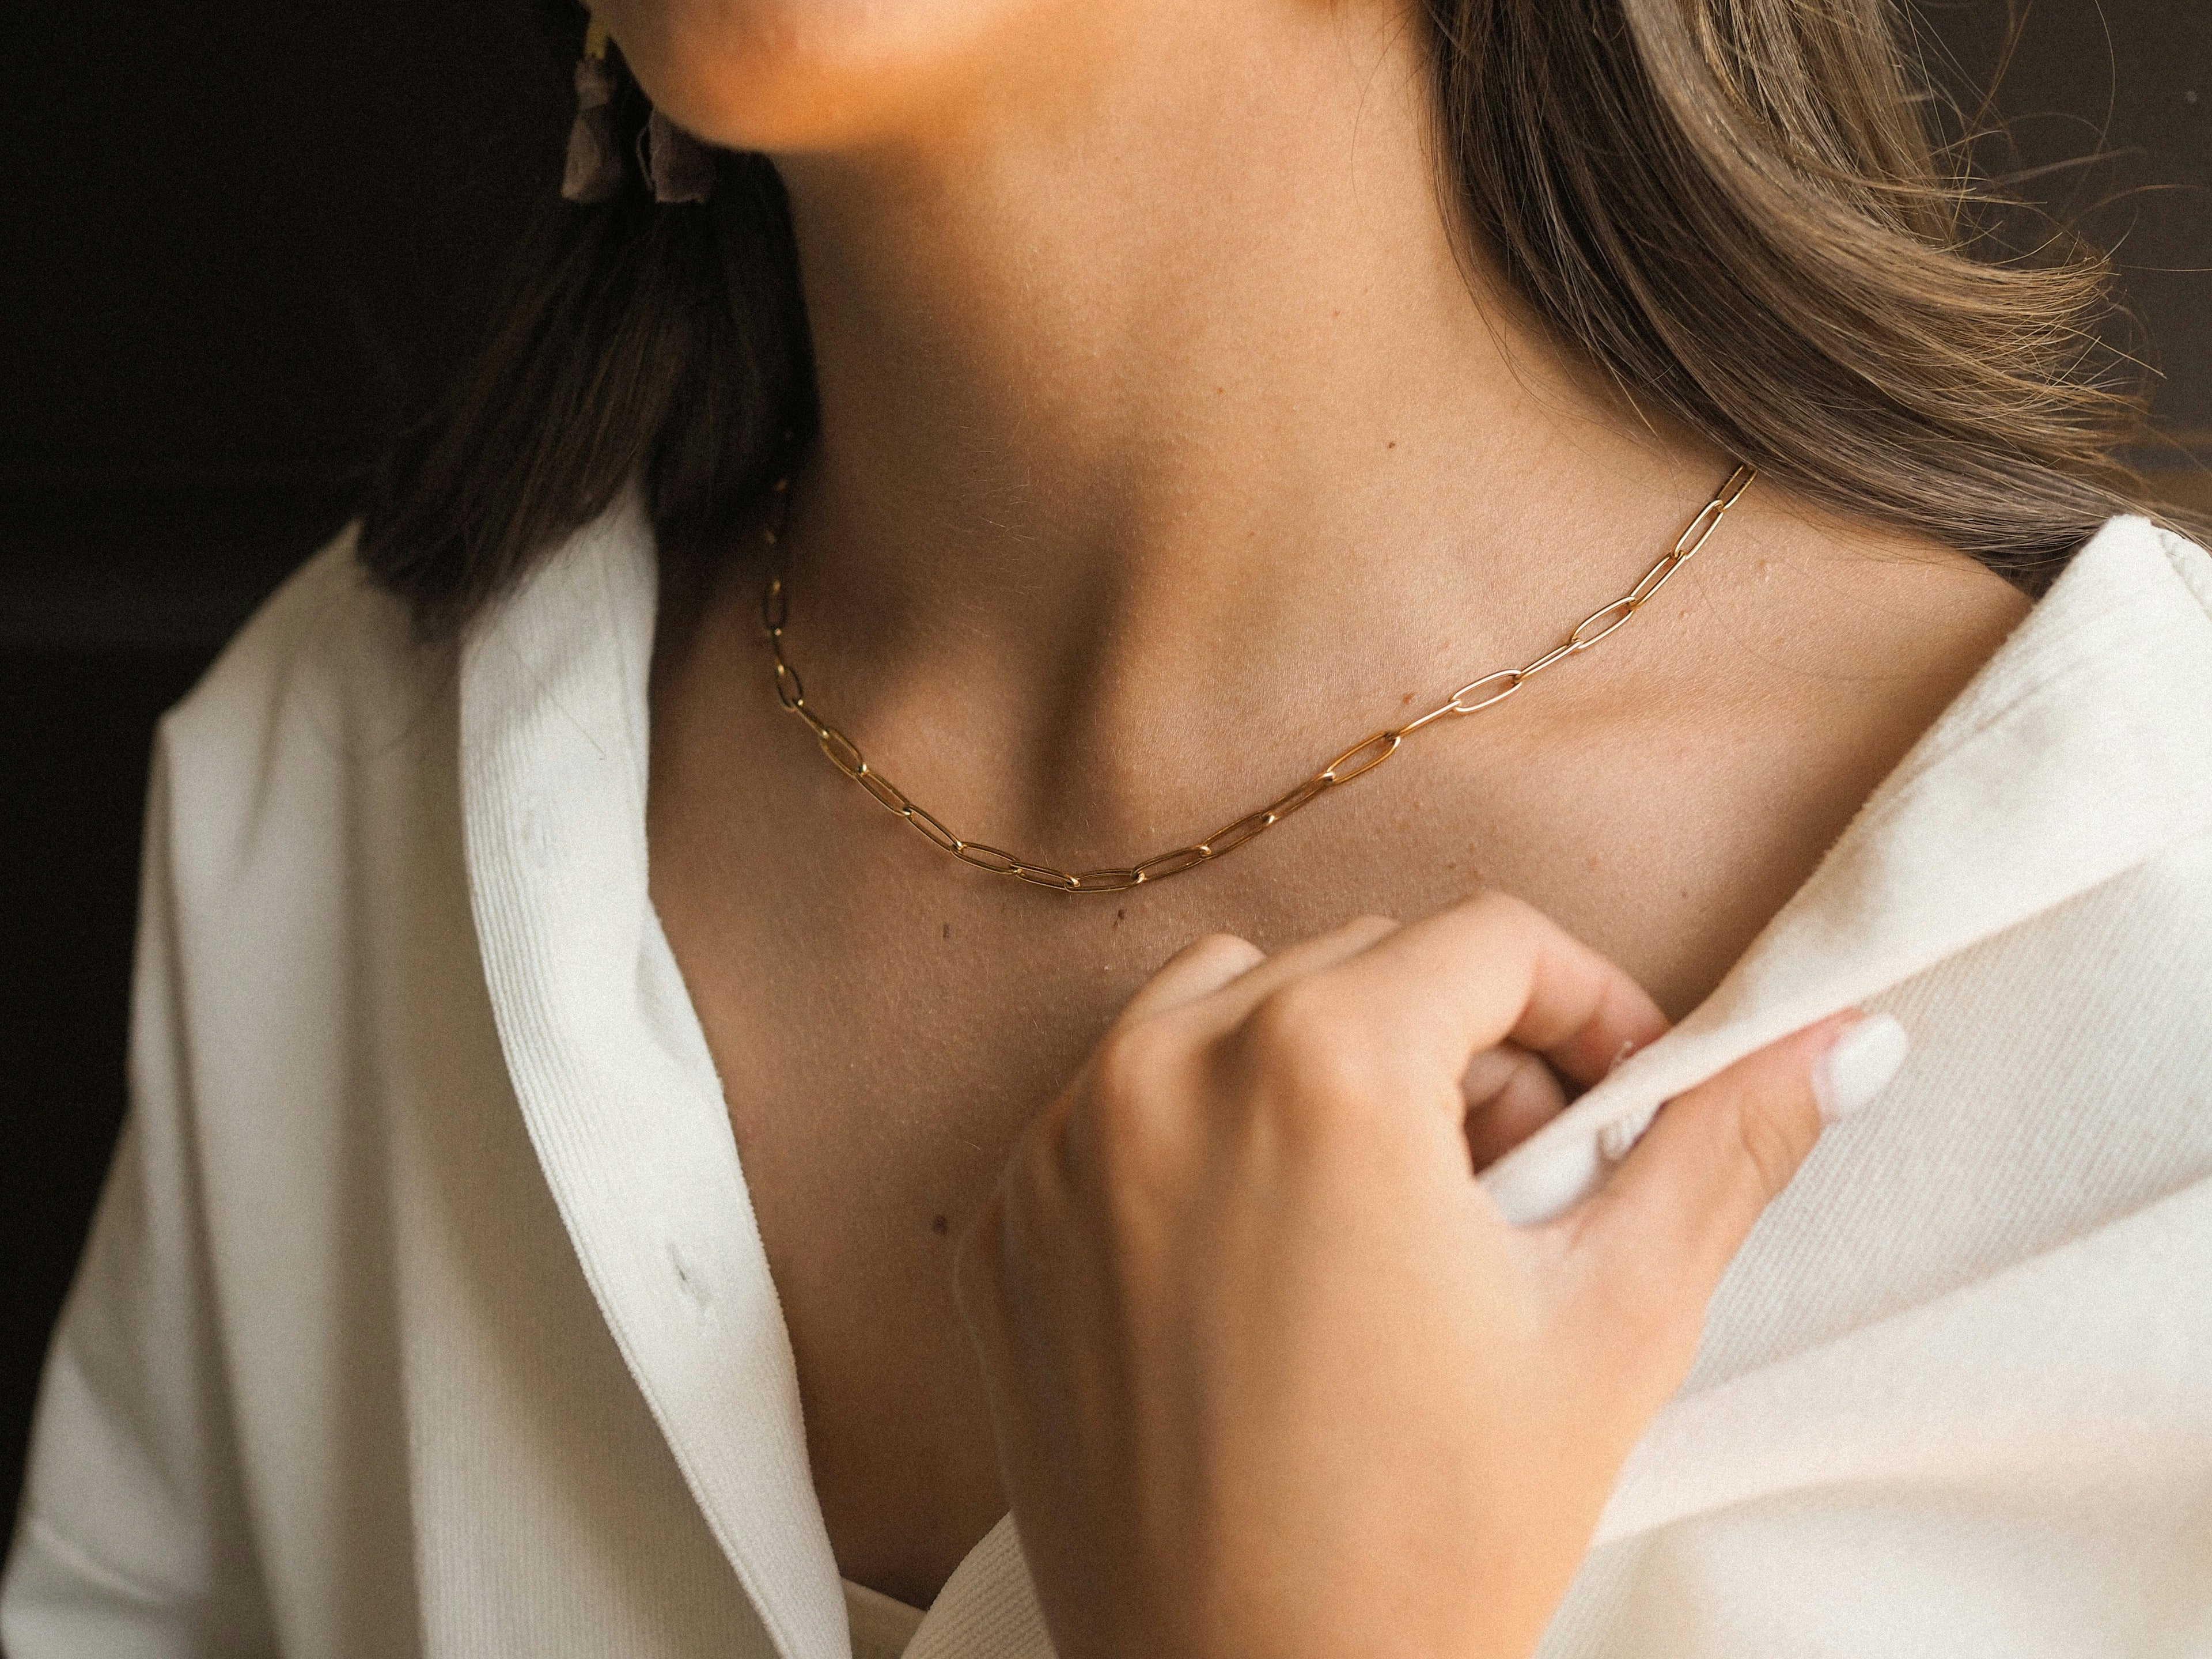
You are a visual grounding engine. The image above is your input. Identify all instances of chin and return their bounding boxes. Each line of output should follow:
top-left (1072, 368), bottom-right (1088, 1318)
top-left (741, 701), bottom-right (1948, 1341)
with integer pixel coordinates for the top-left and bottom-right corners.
top-left (594, 0), bottom-right (1080, 154)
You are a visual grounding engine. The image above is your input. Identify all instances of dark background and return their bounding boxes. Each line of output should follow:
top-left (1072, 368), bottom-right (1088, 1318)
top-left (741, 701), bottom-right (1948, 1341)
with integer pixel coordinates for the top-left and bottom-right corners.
top-left (2, 0), bottom-right (2206, 1556)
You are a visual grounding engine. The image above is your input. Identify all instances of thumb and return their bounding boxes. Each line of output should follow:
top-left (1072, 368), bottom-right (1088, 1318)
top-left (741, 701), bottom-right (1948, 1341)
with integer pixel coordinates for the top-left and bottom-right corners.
top-left (1572, 1011), bottom-right (1910, 1331)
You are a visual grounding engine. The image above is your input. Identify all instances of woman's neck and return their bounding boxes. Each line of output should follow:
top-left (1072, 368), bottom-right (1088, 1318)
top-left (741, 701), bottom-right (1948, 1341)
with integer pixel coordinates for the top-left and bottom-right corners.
top-left (755, 3), bottom-right (1728, 839)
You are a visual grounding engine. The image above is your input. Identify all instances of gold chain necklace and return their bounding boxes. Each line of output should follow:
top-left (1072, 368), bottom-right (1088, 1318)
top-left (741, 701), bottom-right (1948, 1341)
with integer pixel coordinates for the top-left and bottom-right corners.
top-left (760, 463), bottom-right (1755, 893)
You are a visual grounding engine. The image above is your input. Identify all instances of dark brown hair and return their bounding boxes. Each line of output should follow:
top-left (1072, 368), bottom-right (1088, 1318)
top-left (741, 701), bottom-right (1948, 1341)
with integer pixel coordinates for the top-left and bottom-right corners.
top-left (359, 0), bottom-right (2187, 633)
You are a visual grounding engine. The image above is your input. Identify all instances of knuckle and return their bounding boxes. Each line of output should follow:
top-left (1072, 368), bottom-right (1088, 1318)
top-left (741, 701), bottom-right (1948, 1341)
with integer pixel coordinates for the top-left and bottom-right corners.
top-left (1089, 1018), bottom-right (1177, 1104)
top-left (1245, 978), bottom-right (1355, 1066)
top-left (1083, 1027), bottom-right (1188, 1176)
top-left (1238, 979), bottom-right (1380, 1122)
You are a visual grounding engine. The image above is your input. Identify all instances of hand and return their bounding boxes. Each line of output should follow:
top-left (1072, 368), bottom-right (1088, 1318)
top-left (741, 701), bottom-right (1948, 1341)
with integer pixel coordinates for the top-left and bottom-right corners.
top-left (955, 892), bottom-right (1894, 1659)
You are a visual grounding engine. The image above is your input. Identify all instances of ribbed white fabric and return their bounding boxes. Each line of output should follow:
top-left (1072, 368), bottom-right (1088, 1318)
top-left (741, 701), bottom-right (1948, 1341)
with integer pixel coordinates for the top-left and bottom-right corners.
top-left (843, 1579), bottom-right (925, 1659)
top-left (5, 507), bottom-right (2210, 1658)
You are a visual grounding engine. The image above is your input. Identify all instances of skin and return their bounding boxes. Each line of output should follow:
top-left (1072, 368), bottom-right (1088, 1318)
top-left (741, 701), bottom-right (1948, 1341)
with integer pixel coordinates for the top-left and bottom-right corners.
top-left (957, 902), bottom-right (1858, 1659)
top-left (631, 0), bottom-right (2032, 1622)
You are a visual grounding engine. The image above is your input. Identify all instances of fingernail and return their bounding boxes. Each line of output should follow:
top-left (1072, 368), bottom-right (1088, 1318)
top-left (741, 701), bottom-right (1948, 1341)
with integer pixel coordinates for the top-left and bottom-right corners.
top-left (1812, 1012), bottom-right (1909, 1123)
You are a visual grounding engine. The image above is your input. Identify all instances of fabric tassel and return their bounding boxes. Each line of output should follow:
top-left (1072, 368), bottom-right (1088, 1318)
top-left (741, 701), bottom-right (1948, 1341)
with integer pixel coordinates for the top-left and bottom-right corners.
top-left (561, 55), bottom-right (623, 203)
top-left (645, 107), bottom-right (718, 204)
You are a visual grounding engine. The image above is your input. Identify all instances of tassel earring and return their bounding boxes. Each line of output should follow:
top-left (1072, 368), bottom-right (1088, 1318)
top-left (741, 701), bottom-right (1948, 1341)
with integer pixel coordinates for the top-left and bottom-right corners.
top-left (644, 107), bottom-right (718, 204)
top-left (561, 14), bottom-right (623, 203)
top-left (561, 7), bottom-right (718, 205)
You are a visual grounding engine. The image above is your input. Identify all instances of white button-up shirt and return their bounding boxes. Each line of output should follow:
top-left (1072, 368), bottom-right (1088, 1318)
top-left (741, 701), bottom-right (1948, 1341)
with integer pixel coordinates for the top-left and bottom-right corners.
top-left (8, 506), bottom-right (2212, 1657)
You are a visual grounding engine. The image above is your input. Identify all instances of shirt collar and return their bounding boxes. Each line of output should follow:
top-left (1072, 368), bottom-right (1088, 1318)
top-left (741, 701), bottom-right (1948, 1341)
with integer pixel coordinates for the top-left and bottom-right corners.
top-left (459, 487), bottom-right (850, 1659)
top-left (460, 502), bottom-right (2212, 1654)
top-left (1486, 515), bottom-right (2212, 1222)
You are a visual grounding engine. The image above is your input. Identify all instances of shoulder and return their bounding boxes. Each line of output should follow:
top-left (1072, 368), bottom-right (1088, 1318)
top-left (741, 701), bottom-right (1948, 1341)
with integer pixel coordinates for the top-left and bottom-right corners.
top-left (153, 526), bottom-right (460, 899)
top-left (1976, 513), bottom-right (2212, 962)
top-left (2050, 513), bottom-right (2212, 684)
top-left (164, 524), bottom-right (447, 763)
top-left (2141, 513), bottom-right (2212, 618)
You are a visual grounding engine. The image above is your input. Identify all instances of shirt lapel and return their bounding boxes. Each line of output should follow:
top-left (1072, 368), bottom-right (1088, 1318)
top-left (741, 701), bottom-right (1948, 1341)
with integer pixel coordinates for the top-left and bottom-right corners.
top-left (907, 516), bottom-right (2212, 1658)
top-left (459, 491), bottom-right (847, 1659)
top-left (1483, 516), bottom-right (2212, 1224)
top-left (457, 499), bottom-right (2212, 1659)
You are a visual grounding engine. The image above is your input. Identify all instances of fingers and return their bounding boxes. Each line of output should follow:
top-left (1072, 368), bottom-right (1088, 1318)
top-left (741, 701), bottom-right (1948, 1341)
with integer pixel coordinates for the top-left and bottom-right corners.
top-left (1116, 932), bottom-right (1268, 1024)
top-left (1572, 1011), bottom-right (1908, 1320)
top-left (1255, 892), bottom-right (1667, 1108)
top-left (1461, 1044), bottom-right (1570, 1171)
top-left (1118, 914), bottom-right (1401, 1031)
top-left (1173, 912), bottom-right (1404, 1030)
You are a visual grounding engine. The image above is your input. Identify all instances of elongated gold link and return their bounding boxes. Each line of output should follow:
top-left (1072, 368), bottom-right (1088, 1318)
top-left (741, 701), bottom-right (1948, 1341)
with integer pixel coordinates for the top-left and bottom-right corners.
top-left (762, 463), bottom-right (1753, 891)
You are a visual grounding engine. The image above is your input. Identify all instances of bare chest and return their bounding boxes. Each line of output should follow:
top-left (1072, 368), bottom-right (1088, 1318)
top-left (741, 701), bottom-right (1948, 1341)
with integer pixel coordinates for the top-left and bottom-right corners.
top-left (646, 683), bottom-right (1919, 1608)
top-left (645, 526), bottom-right (2028, 1607)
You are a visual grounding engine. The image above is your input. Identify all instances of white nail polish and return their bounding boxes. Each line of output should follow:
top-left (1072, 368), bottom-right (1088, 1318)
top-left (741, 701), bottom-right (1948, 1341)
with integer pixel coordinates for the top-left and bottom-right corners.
top-left (1813, 1013), bottom-right (1910, 1123)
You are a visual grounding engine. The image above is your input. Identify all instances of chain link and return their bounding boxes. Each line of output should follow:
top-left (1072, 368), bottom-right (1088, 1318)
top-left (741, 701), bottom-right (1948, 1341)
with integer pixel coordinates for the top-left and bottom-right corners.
top-left (760, 463), bottom-right (1755, 893)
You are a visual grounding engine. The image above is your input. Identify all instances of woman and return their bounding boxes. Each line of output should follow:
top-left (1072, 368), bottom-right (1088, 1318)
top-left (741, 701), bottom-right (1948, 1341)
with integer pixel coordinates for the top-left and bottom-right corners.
top-left (9, 0), bottom-right (2211, 1654)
